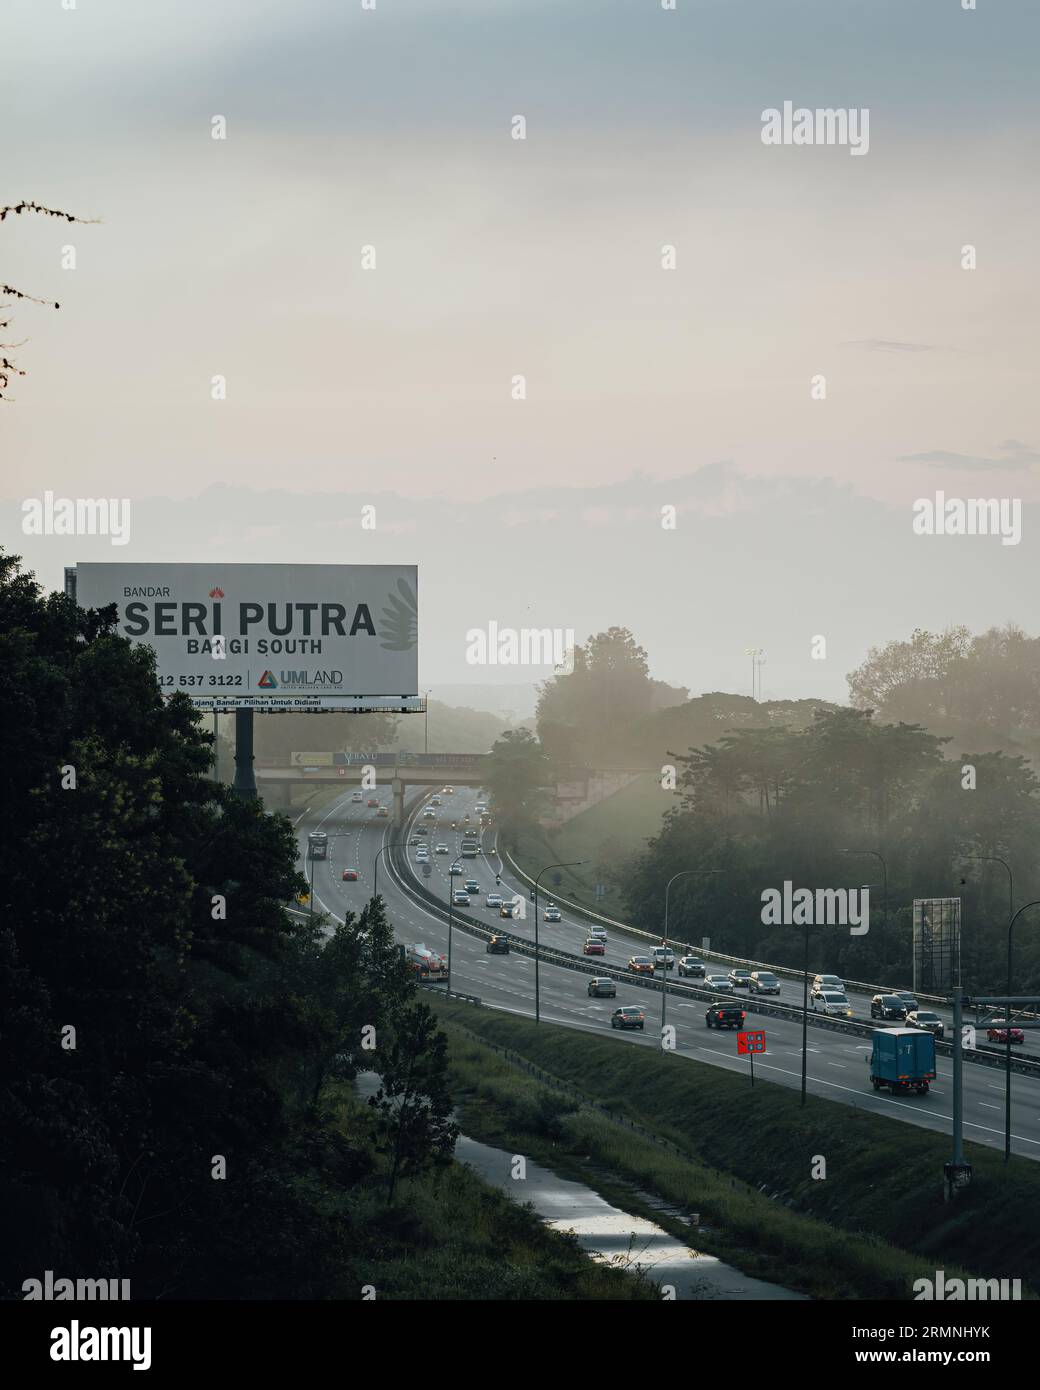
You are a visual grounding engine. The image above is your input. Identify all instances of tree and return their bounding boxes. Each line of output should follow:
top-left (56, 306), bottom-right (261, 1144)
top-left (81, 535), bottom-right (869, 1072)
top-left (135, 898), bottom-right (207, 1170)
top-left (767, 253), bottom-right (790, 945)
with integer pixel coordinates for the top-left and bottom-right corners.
top-left (1, 201), bottom-right (98, 400)
top-left (536, 627), bottom-right (677, 768)
top-left (369, 1002), bottom-right (458, 1204)
top-left (483, 727), bottom-right (552, 834)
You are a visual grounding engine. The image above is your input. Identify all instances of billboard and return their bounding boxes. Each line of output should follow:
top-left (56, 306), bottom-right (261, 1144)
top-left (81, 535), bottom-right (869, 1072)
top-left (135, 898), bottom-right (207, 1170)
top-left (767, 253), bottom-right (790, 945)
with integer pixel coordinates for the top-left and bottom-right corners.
top-left (912, 898), bottom-right (961, 995)
top-left (72, 563), bottom-right (418, 711)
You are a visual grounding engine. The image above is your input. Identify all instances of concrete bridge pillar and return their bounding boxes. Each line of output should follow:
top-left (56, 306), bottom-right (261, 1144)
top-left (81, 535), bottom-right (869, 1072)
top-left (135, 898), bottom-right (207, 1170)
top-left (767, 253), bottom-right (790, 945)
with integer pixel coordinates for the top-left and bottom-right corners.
top-left (392, 777), bottom-right (405, 829)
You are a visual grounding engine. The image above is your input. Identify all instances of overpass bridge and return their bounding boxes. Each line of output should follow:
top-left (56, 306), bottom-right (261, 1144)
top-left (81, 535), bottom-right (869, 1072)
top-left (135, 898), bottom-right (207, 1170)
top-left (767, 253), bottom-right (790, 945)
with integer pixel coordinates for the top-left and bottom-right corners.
top-left (256, 752), bottom-right (489, 826)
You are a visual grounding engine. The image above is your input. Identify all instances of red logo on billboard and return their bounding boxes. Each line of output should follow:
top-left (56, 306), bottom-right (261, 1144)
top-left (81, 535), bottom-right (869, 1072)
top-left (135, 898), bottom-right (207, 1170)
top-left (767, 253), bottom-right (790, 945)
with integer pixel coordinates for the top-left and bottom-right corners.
top-left (209, 587), bottom-right (225, 598)
top-left (258, 670), bottom-right (277, 688)
top-left (737, 1030), bottom-right (766, 1055)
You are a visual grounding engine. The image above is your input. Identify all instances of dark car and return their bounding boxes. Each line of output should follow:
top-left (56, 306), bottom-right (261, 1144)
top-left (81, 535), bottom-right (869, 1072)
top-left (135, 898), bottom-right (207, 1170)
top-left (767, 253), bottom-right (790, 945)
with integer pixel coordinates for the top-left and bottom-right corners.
top-left (895, 991), bottom-right (919, 1013)
top-left (871, 994), bottom-right (908, 1021)
top-left (906, 1010), bottom-right (945, 1039)
top-left (486, 936), bottom-right (510, 955)
top-left (749, 971), bottom-right (781, 995)
top-left (611, 1006), bottom-right (646, 1031)
top-left (678, 956), bottom-right (706, 978)
top-left (588, 978), bottom-right (617, 999)
top-left (705, 1004), bottom-right (747, 1030)
top-left (728, 969), bottom-right (752, 989)
top-left (987, 1022), bottom-right (1025, 1045)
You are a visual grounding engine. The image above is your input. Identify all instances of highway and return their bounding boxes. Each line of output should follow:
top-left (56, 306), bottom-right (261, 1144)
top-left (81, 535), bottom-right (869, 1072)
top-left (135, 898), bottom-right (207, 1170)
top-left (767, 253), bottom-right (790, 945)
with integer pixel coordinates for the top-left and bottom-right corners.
top-left (295, 783), bottom-right (1040, 1161)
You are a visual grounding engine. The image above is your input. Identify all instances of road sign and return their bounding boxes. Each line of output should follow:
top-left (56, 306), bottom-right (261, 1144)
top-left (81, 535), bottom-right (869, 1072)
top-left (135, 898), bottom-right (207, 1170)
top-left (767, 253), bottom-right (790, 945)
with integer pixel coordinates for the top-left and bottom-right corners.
top-left (72, 563), bottom-right (419, 711)
top-left (738, 1028), bottom-right (765, 1088)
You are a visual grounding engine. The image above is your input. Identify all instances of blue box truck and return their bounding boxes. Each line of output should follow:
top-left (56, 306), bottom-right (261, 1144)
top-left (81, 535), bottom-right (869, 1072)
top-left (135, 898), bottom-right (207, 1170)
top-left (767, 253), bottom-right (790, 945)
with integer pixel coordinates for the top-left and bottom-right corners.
top-left (870, 1027), bottom-right (936, 1095)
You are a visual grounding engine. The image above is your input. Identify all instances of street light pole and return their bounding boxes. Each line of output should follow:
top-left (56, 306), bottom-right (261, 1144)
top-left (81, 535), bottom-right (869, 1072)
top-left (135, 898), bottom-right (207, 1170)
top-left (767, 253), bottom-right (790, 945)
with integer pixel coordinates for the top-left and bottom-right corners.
top-left (801, 916), bottom-right (810, 1105)
top-left (662, 869), bottom-right (723, 1035)
top-left (372, 843), bottom-right (395, 900)
top-left (962, 853), bottom-right (1013, 995)
top-left (840, 848), bottom-right (888, 932)
top-left (1004, 899), bottom-right (1040, 1162)
top-left (447, 876), bottom-right (454, 995)
top-left (424, 689), bottom-right (432, 754)
top-left (534, 860), bottom-right (585, 1023)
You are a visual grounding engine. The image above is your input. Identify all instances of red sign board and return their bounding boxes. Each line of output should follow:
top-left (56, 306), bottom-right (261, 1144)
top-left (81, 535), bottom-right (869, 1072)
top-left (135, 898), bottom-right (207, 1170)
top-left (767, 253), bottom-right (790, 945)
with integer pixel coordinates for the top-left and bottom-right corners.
top-left (737, 1030), bottom-right (766, 1055)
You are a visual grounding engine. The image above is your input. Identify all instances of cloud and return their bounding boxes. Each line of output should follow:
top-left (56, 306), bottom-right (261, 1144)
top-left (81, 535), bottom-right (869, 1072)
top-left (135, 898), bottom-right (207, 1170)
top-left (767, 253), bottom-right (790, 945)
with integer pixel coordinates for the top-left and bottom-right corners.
top-left (898, 442), bottom-right (1040, 472)
top-left (843, 340), bottom-right (941, 354)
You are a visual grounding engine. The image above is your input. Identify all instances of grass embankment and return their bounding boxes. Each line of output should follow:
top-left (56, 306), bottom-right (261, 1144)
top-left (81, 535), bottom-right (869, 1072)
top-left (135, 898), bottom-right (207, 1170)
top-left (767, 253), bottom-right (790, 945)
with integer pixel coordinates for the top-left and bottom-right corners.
top-left (327, 1088), bottom-right (654, 1300)
top-left (429, 999), bottom-right (1040, 1301)
top-left (511, 772), bottom-right (666, 916)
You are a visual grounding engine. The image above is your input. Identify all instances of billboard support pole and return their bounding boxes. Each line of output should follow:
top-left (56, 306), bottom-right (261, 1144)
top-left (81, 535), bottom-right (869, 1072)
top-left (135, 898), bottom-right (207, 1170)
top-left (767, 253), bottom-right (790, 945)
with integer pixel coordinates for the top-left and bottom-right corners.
top-left (233, 709), bottom-right (257, 800)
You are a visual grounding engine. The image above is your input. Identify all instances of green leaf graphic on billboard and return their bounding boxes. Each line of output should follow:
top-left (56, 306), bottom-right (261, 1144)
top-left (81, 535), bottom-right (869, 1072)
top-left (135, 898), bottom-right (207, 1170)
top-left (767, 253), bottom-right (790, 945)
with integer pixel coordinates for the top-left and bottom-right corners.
top-left (380, 577), bottom-right (417, 651)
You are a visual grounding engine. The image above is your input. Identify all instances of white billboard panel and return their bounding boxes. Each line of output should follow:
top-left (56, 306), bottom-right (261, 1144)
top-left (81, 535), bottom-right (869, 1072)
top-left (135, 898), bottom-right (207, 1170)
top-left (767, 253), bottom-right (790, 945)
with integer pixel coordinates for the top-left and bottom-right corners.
top-left (74, 563), bottom-right (418, 711)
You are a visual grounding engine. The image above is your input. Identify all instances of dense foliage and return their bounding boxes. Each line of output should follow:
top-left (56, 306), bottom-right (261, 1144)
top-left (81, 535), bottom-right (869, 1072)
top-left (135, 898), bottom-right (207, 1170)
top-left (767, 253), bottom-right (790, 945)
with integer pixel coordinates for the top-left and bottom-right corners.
top-left (0, 551), bottom-right (454, 1299)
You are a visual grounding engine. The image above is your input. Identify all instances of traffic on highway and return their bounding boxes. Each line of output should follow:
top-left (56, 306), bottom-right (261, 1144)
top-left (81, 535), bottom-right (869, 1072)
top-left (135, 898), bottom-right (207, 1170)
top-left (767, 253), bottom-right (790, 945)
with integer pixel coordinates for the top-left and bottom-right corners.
top-left (296, 782), bottom-right (1040, 1163)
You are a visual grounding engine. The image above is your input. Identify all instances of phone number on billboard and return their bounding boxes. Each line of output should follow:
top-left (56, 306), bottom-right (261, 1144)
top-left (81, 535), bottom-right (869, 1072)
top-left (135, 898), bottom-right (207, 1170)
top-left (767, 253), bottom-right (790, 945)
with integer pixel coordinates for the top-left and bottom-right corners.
top-left (159, 675), bottom-right (244, 687)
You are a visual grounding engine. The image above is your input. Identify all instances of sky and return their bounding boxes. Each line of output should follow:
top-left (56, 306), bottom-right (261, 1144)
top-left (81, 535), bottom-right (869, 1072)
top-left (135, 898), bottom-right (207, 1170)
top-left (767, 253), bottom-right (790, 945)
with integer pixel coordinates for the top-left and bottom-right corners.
top-left (2, 0), bottom-right (1038, 703)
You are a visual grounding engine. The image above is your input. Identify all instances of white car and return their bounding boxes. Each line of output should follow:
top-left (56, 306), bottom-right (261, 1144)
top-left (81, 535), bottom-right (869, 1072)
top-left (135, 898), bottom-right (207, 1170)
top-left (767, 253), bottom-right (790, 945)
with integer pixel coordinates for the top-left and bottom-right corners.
top-left (486, 893), bottom-right (503, 909)
top-left (351, 791), bottom-right (363, 802)
top-left (812, 991), bottom-right (853, 1018)
top-left (544, 906), bottom-right (561, 922)
top-left (812, 974), bottom-right (844, 997)
top-left (435, 843), bottom-right (449, 854)
top-left (588, 926), bottom-right (608, 942)
top-left (452, 891), bottom-right (470, 907)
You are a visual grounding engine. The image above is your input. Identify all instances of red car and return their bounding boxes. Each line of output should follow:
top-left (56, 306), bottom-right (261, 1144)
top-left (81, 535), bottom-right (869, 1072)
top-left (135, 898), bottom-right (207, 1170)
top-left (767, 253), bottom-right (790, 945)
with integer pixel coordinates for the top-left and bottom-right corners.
top-left (342, 869), bottom-right (359, 882)
top-left (987, 1024), bottom-right (1025, 1044)
top-left (367, 798), bottom-right (379, 808)
top-left (583, 939), bottom-right (605, 956)
top-left (627, 955), bottom-right (655, 976)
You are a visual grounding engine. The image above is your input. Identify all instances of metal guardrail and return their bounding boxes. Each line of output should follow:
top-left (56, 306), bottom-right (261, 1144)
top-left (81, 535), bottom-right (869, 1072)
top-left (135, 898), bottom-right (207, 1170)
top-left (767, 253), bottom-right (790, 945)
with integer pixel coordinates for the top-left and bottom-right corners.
top-left (303, 796), bottom-right (1039, 1085)
top-left (502, 847), bottom-right (954, 1006)
top-left (391, 842), bottom-right (1040, 1080)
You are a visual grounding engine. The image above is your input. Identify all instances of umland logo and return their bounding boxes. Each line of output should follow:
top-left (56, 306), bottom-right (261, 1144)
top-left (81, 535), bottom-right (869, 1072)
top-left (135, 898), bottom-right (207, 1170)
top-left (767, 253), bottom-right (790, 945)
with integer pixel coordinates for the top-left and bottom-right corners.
top-left (761, 881), bottom-right (869, 935)
top-left (258, 670), bottom-right (278, 688)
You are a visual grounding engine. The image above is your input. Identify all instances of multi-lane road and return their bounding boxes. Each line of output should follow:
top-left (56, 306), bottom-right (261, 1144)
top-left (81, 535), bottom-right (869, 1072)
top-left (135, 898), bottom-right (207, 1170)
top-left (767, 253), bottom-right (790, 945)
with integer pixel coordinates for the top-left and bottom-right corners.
top-left (295, 783), bottom-right (1040, 1161)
